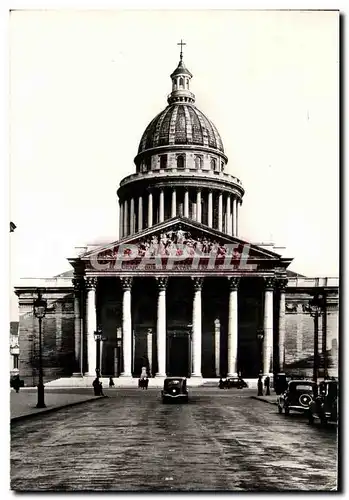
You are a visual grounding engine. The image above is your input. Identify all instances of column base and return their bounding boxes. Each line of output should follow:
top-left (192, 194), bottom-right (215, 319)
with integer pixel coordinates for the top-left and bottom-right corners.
top-left (120, 372), bottom-right (133, 377)
top-left (191, 374), bottom-right (203, 378)
top-left (72, 372), bottom-right (84, 377)
top-left (227, 372), bottom-right (238, 377)
top-left (155, 373), bottom-right (166, 378)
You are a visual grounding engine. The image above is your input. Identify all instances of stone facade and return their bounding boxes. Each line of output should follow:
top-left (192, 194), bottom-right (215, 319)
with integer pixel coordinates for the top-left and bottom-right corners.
top-left (14, 51), bottom-right (339, 385)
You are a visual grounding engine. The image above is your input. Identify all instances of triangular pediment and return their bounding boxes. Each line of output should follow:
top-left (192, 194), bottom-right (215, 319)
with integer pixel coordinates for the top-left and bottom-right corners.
top-left (82, 217), bottom-right (282, 258)
top-left (78, 217), bottom-right (292, 274)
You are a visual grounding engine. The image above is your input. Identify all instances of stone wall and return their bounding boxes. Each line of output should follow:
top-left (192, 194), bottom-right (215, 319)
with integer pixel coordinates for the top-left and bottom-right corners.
top-left (17, 290), bottom-right (75, 386)
top-left (284, 292), bottom-right (339, 378)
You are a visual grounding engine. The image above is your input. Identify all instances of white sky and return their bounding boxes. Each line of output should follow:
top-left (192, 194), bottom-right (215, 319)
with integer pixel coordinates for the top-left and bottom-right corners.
top-left (9, 9), bottom-right (339, 318)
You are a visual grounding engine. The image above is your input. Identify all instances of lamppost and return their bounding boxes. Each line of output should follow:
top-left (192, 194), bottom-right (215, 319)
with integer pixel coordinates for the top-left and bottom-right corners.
top-left (303, 294), bottom-right (325, 383)
top-left (33, 289), bottom-right (47, 408)
top-left (257, 328), bottom-right (264, 376)
top-left (187, 323), bottom-right (193, 378)
top-left (94, 326), bottom-right (106, 378)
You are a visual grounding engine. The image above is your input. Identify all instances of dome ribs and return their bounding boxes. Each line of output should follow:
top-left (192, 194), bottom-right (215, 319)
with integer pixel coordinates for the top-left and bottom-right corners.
top-left (174, 106), bottom-right (187, 144)
top-left (158, 107), bottom-right (173, 146)
top-left (153, 105), bottom-right (172, 148)
top-left (195, 109), bottom-right (210, 148)
top-left (188, 106), bottom-right (204, 146)
top-left (210, 121), bottom-right (224, 151)
top-left (205, 116), bottom-right (217, 149)
top-left (168, 106), bottom-right (180, 145)
top-left (183, 105), bottom-right (193, 144)
top-left (137, 104), bottom-right (224, 154)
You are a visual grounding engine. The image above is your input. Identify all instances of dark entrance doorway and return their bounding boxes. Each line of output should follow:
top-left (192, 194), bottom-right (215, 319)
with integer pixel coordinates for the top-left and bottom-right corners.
top-left (167, 330), bottom-right (190, 377)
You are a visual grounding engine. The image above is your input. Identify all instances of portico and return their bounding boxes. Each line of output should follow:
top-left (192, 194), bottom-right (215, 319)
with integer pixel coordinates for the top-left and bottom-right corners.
top-left (70, 220), bottom-right (290, 380)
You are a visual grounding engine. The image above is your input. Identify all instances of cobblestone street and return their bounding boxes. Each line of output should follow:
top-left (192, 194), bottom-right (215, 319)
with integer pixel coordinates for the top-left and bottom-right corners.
top-left (11, 388), bottom-right (338, 491)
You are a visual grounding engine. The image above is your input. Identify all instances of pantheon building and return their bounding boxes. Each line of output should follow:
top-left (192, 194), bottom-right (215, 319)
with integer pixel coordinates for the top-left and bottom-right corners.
top-left (15, 50), bottom-right (339, 385)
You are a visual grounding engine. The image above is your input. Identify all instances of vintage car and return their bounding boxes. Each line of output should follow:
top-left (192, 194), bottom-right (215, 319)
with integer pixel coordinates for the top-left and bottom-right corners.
top-left (161, 377), bottom-right (188, 403)
top-left (277, 380), bottom-right (317, 415)
top-left (219, 377), bottom-right (248, 389)
top-left (308, 380), bottom-right (338, 425)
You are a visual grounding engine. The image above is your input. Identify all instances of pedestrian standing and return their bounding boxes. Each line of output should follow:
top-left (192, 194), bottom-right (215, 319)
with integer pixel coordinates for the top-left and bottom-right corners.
top-left (12, 375), bottom-right (21, 393)
top-left (264, 375), bottom-right (270, 396)
top-left (257, 375), bottom-right (263, 396)
top-left (109, 377), bottom-right (115, 388)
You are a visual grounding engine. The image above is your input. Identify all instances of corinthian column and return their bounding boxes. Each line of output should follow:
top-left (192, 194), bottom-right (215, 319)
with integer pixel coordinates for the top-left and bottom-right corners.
top-left (278, 278), bottom-right (288, 372)
top-left (226, 195), bottom-right (232, 235)
top-left (171, 189), bottom-right (177, 218)
top-left (236, 199), bottom-right (240, 237)
top-left (214, 318), bottom-right (220, 377)
top-left (148, 191), bottom-right (153, 228)
top-left (85, 277), bottom-right (97, 376)
top-left (147, 329), bottom-right (153, 377)
top-left (119, 201), bottom-right (124, 239)
top-left (196, 190), bottom-right (202, 223)
top-left (156, 277), bottom-right (168, 377)
top-left (208, 191), bottom-right (213, 228)
top-left (123, 199), bottom-right (129, 237)
top-left (232, 198), bottom-right (237, 236)
top-left (218, 192), bottom-right (223, 232)
top-left (184, 190), bottom-right (189, 217)
top-left (138, 196), bottom-right (143, 232)
top-left (192, 277), bottom-right (203, 377)
top-left (72, 278), bottom-right (83, 373)
top-left (227, 277), bottom-right (240, 377)
top-left (130, 198), bottom-right (135, 235)
top-left (121, 277), bottom-right (133, 377)
top-left (159, 189), bottom-right (164, 223)
top-left (263, 277), bottom-right (274, 376)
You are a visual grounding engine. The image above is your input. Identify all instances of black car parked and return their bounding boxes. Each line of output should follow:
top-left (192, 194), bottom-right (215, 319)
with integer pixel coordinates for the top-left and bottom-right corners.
top-left (277, 380), bottom-right (317, 415)
top-left (219, 377), bottom-right (248, 389)
top-left (308, 380), bottom-right (338, 426)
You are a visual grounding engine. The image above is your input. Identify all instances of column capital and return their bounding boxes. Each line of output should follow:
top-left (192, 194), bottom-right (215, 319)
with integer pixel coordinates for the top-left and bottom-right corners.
top-left (85, 277), bottom-right (97, 290)
top-left (228, 277), bottom-right (240, 291)
top-left (156, 277), bottom-right (168, 290)
top-left (121, 277), bottom-right (133, 291)
top-left (192, 277), bottom-right (203, 291)
top-left (264, 277), bottom-right (275, 291)
top-left (276, 278), bottom-right (288, 292)
top-left (72, 277), bottom-right (84, 292)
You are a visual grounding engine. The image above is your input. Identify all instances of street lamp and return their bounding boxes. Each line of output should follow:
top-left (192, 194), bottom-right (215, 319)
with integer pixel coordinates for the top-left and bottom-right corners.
top-left (94, 326), bottom-right (104, 378)
top-left (303, 294), bottom-right (325, 383)
top-left (33, 289), bottom-right (47, 408)
top-left (187, 323), bottom-right (193, 378)
top-left (257, 328), bottom-right (264, 376)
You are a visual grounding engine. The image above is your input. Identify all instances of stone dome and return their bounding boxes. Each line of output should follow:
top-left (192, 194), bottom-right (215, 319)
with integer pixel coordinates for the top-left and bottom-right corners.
top-left (138, 103), bottom-right (224, 154)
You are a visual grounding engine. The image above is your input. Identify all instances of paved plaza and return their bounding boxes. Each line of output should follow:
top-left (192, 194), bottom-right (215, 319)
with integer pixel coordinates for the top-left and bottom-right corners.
top-left (11, 388), bottom-right (337, 492)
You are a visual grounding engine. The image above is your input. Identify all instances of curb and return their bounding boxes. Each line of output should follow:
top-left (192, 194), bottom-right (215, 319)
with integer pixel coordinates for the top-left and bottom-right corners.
top-left (250, 395), bottom-right (277, 406)
top-left (10, 396), bottom-right (106, 423)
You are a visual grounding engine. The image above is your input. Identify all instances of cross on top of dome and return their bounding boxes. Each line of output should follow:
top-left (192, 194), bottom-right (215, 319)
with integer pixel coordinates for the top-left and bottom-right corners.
top-left (177, 39), bottom-right (186, 61)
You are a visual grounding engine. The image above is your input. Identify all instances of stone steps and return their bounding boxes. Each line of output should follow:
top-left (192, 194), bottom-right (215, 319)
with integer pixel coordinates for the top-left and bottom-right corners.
top-left (44, 376), bottom-right (259, 389)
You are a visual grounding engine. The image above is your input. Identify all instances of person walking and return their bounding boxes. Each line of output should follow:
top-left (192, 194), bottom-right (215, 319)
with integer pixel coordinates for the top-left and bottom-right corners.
top-left (257, 375), bottom-right (263, 396)
top-left (109, 377), bottom-right (115, 388)
top-left (264, 375), bottom-right (271, 396)
top-left (12, 375), bottom-right (21, 393)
